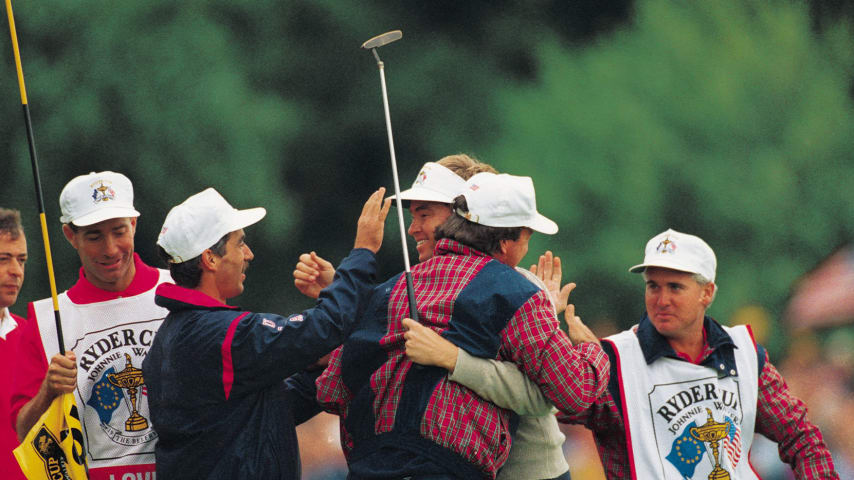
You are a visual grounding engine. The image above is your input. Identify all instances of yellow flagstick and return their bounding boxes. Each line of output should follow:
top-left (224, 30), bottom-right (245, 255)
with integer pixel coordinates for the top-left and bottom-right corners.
top-left (6, 2), bottom-right (89, 478)
top-left (4, 0), bottom-right (65, 353)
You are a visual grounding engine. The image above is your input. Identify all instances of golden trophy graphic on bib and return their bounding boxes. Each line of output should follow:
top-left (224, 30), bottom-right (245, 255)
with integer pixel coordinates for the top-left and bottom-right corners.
top-left (107, 353), bottom-right (149, 431)
top-left (690, 408), bottom-right (732, 480)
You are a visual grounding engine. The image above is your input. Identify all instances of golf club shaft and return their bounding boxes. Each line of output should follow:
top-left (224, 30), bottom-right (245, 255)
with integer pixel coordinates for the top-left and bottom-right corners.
top-left (5, 0), bottom-right (66, 354)
top-left (376, 58), bottom-right (420, 322)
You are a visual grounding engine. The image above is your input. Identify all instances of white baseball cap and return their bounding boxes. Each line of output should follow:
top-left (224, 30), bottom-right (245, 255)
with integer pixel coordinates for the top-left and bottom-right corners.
top-left (389, 162), bottom-right (467, 204)
top-left (59, 171), bottom-right (141, 226)
top-left (629, 228), bottom-right (717, 282)
top-left (157, 188), bottom-right (266, 263)
top-left (458, 172), bottom-right (558, 234)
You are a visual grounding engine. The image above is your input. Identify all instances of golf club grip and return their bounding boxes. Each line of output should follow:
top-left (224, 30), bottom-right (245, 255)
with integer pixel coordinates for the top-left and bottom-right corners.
top-left (404, 271), bottom-right (419, 322)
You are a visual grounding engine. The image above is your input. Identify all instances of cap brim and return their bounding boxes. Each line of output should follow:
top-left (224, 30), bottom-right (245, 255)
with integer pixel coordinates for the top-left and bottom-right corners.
top-left (628, 263), bottom-right (647, 273)
top-left (70, 207), bottom-right (141, 227)
top-left (388, 186), bottom-right (455, 204)
top-left (229, 207), bottom-right (266, 231)
top-left (628, 260), bottom-right (699, 275)
top-left (528, 214), bottom-right (558, 235)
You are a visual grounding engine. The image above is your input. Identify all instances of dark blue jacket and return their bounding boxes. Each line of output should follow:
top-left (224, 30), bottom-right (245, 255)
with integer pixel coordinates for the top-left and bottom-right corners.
top-left (142, 248), bottom-right (377, 480)
top-left (322, 250), bottom-right (546, 479)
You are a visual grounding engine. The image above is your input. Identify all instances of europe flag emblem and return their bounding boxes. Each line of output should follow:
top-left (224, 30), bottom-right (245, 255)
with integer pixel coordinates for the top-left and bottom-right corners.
top-left (666, 421), bottom-right (707, 478)
top-left (86, 367), bottom-right (123, 424)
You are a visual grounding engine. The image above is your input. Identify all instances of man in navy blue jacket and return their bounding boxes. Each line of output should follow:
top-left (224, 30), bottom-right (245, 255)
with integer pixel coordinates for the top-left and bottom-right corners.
top-left (142, 187), bottom-right (390, 480)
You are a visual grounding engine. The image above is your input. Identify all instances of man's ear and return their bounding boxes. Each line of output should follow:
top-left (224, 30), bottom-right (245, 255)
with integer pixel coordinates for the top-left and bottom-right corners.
top-left (491, 239), bottom-right (511, 265)
top-left (199, 249), bottom-right (217, 272)
top-left (700, 282), bottom-right (715, 307)
top-left (61, 224), bottom-right (78, 249)
top-left (498, 239), bottom-right (510, 256)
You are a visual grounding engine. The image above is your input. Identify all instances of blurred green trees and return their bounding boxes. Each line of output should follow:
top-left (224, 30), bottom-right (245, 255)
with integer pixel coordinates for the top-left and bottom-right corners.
top-left (480, 0), bottom-right (854, 351)
top-left (1, 0), bottom-right (851, 355)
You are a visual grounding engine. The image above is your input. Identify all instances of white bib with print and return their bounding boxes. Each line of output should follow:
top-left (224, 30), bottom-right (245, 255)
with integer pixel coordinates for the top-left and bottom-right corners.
top-left (607, 325), bottom-right (759, 479)
top-left (32, 270), bottom-right (170, 476)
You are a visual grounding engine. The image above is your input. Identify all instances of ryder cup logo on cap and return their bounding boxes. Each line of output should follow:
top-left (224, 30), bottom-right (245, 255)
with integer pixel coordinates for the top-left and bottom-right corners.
top-left (390, 162), bottom-right (467, 204)
top-left (458, 172), bottom-right (558, 234)
top-left (59, 171), bottom-right (141, 226)
top-left (629, 228), bottom-right (717, 282)
top-left (157, 188), bottom-right (266, 263)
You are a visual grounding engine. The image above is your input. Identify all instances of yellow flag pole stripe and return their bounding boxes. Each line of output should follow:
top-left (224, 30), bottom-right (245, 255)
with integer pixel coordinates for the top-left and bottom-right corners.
top-left (39, 213), bottom-right (60, 310)
top-left (5, 0), bottom-right (65, 353)
top-left (5, 0), bottom-right (27, 105)
top-left (6, 7), bottom-right (87, 478)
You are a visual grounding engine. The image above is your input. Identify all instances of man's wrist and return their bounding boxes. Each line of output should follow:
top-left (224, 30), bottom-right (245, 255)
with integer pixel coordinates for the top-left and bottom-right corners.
top-left (443, 346), bottom-right (459, 373)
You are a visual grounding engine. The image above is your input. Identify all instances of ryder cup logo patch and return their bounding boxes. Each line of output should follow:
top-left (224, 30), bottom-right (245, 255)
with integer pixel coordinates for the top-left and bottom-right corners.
top-left (90, 180), bottom-right (117, 204)
top-left (414, 170), bottom-right (428, 185)
top-left (72, 323), bottom-right (161, 459)
top-left (656, 236), bottom-right (677, 255)
top-left (649, 377), bottom-right (745, 479)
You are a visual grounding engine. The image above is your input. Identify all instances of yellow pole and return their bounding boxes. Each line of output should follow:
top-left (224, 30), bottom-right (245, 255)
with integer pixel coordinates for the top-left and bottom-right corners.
top-left (5, 0), bottom-right (65, 353)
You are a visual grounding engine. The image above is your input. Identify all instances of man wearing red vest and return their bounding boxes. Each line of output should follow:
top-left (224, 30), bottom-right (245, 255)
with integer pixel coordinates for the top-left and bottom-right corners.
top-left (10, 171), bottom-right (171, 480)
top-left (0, 208), bottom-right (28, 480)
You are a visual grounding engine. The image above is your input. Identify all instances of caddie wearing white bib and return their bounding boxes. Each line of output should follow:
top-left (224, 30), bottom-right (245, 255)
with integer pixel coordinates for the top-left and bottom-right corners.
top-left (10, 171), bottom-right (171, 480)
top-left (559, 229), bottom-right (838, 479)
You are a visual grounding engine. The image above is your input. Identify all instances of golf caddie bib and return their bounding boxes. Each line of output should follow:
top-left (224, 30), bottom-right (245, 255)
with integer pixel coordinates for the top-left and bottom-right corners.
top-left (31, 269), bottom-right (169, 480)
top-left (606, 325), bottom-right (759, 480)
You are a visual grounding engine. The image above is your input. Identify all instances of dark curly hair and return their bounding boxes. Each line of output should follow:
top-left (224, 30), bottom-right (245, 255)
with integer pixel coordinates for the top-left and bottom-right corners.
top-left (434, 196), bottom-right (524, 256)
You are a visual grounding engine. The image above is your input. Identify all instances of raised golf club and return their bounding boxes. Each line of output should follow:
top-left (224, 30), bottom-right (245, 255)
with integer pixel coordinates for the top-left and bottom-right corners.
top-left (362, 29), bottom-right (419, 322)
top-left (361, 30), bottom-right (402, 50)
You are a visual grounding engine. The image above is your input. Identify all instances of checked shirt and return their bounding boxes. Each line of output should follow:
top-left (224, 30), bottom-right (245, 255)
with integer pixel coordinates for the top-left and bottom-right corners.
top-left (317, 239), bottom-right (609, 479)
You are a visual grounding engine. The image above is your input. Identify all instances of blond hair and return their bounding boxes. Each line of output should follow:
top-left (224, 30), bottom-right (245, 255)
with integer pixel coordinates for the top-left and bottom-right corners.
top-left (437, 153), bottom-right (497, 180)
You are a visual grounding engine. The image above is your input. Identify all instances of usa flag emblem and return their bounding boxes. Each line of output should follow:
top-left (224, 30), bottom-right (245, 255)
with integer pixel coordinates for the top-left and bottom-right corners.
top-left (723, 417), bottom-right (742, 467)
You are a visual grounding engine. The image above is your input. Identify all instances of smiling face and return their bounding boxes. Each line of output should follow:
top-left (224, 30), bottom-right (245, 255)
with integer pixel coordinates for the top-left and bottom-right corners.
top-left (213, 229), bottom-right (254, 301)
top-left (0, 232), bottom-right (27, 309)
top-left (644, 267), bottom-right (714, 341)
top-left (63, 217), bottom-right (137, 292)
top-left (407, 200), bottom-right (453, 262)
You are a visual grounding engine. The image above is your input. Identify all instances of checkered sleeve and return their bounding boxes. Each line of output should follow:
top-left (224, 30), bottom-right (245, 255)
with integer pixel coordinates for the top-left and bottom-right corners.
top-left (315, 345), bottom-right (349, 416)
top-left (557, 385), bottom-right (630, 479)
top-left (754, 350), bottom-right (839, 479)
top-left (587, 395), bottom-right (630, 479)
top-left (501, 290), bottom-right (609, 416)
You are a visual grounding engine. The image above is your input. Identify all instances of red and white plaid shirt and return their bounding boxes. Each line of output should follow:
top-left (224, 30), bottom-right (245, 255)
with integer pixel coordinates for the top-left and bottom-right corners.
top-left (317, 239), bottom-right (609, 478)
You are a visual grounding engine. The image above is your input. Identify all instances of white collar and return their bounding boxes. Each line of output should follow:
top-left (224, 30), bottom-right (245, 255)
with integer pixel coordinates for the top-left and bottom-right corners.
top-left (0, 307), bottom-right (19, 340)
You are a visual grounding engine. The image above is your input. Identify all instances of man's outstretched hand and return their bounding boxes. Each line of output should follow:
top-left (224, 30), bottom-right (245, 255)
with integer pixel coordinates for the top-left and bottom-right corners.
top-left (354, 187), bottom-right (392, 253)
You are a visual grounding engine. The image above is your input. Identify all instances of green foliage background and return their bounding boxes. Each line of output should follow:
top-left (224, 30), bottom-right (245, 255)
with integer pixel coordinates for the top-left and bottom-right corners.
top-left (2, 0), bottom-right (852, 356)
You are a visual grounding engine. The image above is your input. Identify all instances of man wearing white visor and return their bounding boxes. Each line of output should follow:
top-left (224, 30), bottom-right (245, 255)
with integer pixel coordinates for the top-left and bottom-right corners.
top-left (555, 229), bottom-right (838, 479)
top-left (316, 172), bottom-right (609, 479)
top-left (11, 171), bottom-right (171, 480)
top-left (293, 154), bottom-right (493, 295)
top-left (142, 187), bottom-right (390, 480)
top-left (295, 155), bottom-right (572, 309)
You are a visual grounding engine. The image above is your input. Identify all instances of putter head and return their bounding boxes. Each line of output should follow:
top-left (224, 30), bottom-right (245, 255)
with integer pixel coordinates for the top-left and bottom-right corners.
top-left (361, 30), bottom-right (403, 50)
